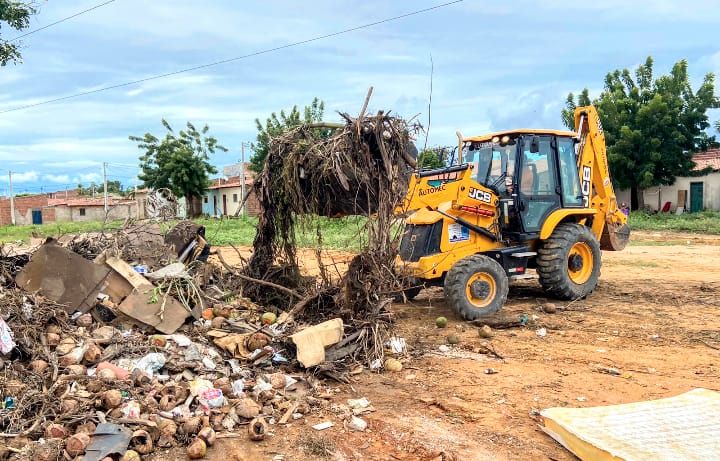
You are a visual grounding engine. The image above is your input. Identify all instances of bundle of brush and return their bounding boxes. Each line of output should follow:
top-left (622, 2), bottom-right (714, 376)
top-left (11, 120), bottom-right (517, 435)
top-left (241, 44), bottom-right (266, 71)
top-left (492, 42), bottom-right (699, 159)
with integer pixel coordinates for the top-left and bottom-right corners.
top-left (246, 89), bottom-right (420, 342)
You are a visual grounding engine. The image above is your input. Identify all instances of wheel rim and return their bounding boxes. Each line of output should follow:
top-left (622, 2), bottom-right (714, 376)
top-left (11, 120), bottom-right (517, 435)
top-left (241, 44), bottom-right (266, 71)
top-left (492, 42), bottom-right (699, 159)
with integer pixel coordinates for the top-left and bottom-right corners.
top-left (465, 273), bottom-right (497, 308)
top-left (567, 241), bottom-right (593, 284)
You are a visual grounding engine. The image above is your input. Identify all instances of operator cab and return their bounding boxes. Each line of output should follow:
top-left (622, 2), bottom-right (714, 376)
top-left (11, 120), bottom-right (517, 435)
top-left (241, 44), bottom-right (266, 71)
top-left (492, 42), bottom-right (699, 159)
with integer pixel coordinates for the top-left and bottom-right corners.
top-left (462, 129), bottom-right (583, 242)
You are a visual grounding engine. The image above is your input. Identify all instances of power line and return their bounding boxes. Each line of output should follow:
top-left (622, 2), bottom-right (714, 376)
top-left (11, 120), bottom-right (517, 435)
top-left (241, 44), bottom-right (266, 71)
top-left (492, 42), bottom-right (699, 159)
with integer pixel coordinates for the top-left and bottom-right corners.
top-left (0, 0), bottom-right (462, 115)
top-left (10, 0), bottom-right (118, 42)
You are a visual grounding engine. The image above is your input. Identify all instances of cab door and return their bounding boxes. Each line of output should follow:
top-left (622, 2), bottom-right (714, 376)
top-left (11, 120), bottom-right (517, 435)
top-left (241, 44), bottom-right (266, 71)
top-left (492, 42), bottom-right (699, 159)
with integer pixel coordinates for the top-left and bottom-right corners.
top-left (516, 136), bottom-right (562, 233)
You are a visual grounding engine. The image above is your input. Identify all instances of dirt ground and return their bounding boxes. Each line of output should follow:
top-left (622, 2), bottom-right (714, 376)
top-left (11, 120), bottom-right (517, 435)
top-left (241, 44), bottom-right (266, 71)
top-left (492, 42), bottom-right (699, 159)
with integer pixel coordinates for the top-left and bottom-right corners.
top-left (161, 231), bottom-right (720, 460)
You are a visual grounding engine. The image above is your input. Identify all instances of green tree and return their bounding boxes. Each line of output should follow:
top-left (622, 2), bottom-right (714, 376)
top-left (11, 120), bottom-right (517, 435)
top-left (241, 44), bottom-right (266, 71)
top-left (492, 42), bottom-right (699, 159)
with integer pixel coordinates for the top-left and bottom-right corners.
top-left (130, 120), bottom-right (227, 217)
top-left (563, 57), bottom-right (718, 209)
top-left (77, 180), bottom-right (124, 196)
top-left (417, 148), bottom-right (445, 169)
top-left (1, 1), bottom-right (37, 66)
top-left (250, 97), bottom-right (325, 173)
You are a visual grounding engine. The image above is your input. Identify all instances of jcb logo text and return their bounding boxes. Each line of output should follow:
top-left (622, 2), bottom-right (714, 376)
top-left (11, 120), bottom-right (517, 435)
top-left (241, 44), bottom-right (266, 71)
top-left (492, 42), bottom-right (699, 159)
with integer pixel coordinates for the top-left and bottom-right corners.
top-left (581, 166), bottom-right (591, 207)
top-left (468, 187), bottom-right (492, 203)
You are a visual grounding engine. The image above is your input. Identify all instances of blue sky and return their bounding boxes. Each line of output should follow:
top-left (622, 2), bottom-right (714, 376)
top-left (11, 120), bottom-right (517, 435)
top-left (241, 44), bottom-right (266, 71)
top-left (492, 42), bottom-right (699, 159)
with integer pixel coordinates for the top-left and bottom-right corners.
top-left (1, 0), bottom-right (719, 195)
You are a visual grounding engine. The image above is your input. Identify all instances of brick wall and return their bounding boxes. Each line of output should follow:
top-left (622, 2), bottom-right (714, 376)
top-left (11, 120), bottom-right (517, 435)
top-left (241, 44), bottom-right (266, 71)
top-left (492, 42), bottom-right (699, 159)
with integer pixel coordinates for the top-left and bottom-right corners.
top-left (0, 195), bottom-right (50, 225)
top-left (246, 189), bottom-right (261, 217)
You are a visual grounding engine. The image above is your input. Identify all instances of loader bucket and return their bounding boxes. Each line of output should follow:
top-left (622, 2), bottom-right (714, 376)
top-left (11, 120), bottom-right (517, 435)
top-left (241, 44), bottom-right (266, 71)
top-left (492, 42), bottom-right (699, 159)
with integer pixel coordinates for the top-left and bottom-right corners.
top-left (600, 221), bottom-right (631, 251)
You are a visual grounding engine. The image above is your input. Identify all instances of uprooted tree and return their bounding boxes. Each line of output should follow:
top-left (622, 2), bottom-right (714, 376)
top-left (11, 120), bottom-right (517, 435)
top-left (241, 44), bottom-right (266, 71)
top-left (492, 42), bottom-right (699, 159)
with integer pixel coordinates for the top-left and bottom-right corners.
top-left (244, 91), bottom-right (420, 366)
top-left (562, 57), bottom-right (718, 210)
top-left (0, 0), bottom-right (37, 66)
top-left (130, 120), bottom-right (227, 217)
top-left (249, 97), bottom-right (328, 173)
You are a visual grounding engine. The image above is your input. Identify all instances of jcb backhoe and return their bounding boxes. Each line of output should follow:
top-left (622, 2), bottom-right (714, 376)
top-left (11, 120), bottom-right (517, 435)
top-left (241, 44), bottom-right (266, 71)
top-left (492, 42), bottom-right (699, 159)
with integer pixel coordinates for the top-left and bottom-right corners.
top-left (395, 105), bottom-right (630, 319)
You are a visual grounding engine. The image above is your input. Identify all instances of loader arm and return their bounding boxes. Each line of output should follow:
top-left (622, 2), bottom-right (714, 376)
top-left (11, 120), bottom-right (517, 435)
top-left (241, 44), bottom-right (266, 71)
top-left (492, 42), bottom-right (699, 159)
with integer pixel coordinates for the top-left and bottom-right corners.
top-left (572, 105), bottom-right (630, 250)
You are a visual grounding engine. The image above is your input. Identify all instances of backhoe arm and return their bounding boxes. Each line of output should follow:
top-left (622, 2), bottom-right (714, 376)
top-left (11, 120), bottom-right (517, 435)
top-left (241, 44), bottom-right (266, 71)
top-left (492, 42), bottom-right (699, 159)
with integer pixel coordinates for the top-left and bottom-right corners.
top-left (574, 105), bottom-right (630, 250)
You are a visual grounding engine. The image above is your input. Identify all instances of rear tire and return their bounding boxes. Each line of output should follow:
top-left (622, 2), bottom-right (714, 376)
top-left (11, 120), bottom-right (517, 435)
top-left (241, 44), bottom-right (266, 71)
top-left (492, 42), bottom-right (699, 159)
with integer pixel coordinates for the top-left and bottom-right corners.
top-left (444, 255), bottom-right (508, 320)
top-left (537, 223), bottom-right (601, 300)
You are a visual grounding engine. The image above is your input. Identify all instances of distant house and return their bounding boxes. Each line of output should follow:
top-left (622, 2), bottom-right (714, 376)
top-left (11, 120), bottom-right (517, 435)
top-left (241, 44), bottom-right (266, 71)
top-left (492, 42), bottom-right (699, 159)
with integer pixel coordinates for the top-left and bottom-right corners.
top-left (0, 194), bottom-right (53, 225)
top-left (0, 192), bottom-right (137, 225)
top-left (203, 164), bottom-right (260, 217)
top-left (48, 197), bottom-right (137, 222)
top-left (623, 149), bottom-right (720, 213)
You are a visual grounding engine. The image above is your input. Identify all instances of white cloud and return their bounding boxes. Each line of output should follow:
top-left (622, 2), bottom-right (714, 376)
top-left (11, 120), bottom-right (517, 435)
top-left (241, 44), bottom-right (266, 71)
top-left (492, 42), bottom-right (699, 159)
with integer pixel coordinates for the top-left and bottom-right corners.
top-left (11, 171), bottom-right (39, 183)
top-left (42, 174), bottom-right (71, 183)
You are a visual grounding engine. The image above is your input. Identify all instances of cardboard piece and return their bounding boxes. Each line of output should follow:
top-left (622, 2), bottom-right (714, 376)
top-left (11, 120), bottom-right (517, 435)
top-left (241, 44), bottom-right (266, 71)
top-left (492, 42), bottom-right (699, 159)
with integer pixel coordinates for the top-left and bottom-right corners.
top-left (290, 318), bottom-right (344, 367)
top-left (105, 256), bottom-right (190, 334)
top-left (117, 291), bottom-right (189, 335)
top-left (16, 244), bottom-right (113, 313)
top-left (540, 388), bottom-right (720, 461)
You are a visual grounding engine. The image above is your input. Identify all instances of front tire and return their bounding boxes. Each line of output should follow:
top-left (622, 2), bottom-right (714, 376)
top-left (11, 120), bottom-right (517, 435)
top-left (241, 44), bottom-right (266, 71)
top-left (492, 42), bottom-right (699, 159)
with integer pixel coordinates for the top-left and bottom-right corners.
top-left (537, 223), bottom-right (601, 300)
top-left (444, 255), bottom-right (508, 320)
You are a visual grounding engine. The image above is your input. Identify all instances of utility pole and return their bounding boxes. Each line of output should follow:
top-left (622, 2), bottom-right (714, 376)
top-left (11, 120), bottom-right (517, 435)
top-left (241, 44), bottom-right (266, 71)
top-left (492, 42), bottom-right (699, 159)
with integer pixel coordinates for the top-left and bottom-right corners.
top-left (103, 162), bottom-right (108, 213)
top-left (240, 144), bottom-right (247, 217)
top-left (8, 171), bottom-right (15, 225)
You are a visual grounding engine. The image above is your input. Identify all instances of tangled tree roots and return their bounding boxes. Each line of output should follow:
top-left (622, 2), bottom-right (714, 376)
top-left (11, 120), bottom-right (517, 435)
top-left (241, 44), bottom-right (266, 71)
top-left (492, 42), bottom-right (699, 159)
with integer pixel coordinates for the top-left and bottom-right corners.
top-left (245, 91), bottom-right (420, 365)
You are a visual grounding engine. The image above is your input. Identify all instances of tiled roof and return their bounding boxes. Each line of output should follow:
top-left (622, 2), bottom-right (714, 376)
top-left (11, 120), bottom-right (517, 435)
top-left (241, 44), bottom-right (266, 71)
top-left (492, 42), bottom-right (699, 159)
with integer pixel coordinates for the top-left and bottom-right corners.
top-left (48, 198), bottom-right (135, 207)
top-left (693, 148), bottom-right (720, 172)
top-left (208, 175), bottom-right (254, 189)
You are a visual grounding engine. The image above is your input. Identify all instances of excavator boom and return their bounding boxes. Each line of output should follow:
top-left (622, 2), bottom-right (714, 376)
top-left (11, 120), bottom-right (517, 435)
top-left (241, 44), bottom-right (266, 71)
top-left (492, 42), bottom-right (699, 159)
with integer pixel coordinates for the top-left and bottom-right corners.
top-left (573, 105), bottom-right (630, 250)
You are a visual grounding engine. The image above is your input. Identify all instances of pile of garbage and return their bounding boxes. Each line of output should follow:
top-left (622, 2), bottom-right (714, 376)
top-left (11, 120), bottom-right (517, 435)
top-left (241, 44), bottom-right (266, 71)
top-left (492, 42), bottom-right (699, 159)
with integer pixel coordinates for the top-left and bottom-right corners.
top-left (1, 95), bottom-right (421, 460)
top-left (0, 222), bottom-right (359, 460)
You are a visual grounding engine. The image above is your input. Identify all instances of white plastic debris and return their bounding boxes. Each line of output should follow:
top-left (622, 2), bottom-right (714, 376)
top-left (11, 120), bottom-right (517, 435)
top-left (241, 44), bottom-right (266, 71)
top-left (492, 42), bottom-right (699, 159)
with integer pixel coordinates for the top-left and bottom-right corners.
top-left (388, 337), bottom-right (407, 354)
top-left (0, 318), bottom-right (16, 354)
top-left (134, 352), bottom-right (166, 378)
top-left (536, 328), bottom-right (547, 338)
top-left (201, 357), bottom-right (216, 370)
top-left (438, 344), bottom-right (450, 352)
top-left (146, 262), bottom-right (191, 280)
top-left (312, 421), bottom-right (334, 431)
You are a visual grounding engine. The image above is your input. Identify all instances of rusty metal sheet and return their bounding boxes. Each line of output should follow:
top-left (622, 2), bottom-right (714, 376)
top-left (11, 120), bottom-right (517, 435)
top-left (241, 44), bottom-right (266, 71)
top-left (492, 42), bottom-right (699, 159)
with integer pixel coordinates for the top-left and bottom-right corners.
top-left (84, 423), bottom-right (132, 461)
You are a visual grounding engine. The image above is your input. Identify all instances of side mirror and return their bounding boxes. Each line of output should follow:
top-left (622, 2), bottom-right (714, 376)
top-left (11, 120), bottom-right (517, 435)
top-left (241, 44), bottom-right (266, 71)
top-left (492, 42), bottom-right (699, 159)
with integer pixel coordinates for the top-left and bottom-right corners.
top-left (530, 136), bottom-right (540, 154)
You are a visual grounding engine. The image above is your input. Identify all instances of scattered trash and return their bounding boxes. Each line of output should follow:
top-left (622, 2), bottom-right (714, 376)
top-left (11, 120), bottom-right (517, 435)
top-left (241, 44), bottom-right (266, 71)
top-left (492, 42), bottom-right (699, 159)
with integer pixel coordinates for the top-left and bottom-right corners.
top-left (596, 365), bottom-right (621, 376)
top-left (387, 336), bottom-right (407, 354)
top-left (84, 423), bottom-right (133, 461)
top-left (0, 317), bottom-right (16, 354)
top-left (485, 368), bottom-right (498, 374)
top-left (536, 327), bottom-right (547, 338)
top-left (290, 318), bottom-right (344, 368)
top-left (134, 352), bottom-right (166, 377)
top-left (577, 396), bottom-right (587, 402)
top-left (312, 421), bottom-right (334, 431)
top-left (438, 344), bottom-right (451, 352)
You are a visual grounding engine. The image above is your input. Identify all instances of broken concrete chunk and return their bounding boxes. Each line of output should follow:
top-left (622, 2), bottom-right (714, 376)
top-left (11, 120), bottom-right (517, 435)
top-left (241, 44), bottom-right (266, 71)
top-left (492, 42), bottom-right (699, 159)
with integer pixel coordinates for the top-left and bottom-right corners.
top-left (290, 318), bottom-right (344, 368)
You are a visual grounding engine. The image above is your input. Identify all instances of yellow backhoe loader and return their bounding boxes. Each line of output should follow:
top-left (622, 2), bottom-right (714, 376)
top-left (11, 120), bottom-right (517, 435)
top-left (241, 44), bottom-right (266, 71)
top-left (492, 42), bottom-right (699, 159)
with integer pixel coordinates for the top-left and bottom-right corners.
top-left (395, 105), bottom-right (630, 319)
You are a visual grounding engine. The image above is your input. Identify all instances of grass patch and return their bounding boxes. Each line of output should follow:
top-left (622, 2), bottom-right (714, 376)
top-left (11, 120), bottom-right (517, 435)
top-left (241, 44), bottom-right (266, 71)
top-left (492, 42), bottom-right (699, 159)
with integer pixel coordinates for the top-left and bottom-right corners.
top-left (629, 210), bottom-right (720, 234)
top-left (3, 209), bottom-right (718, 247)
top-left (0, 220), bottom-right (125, 243)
